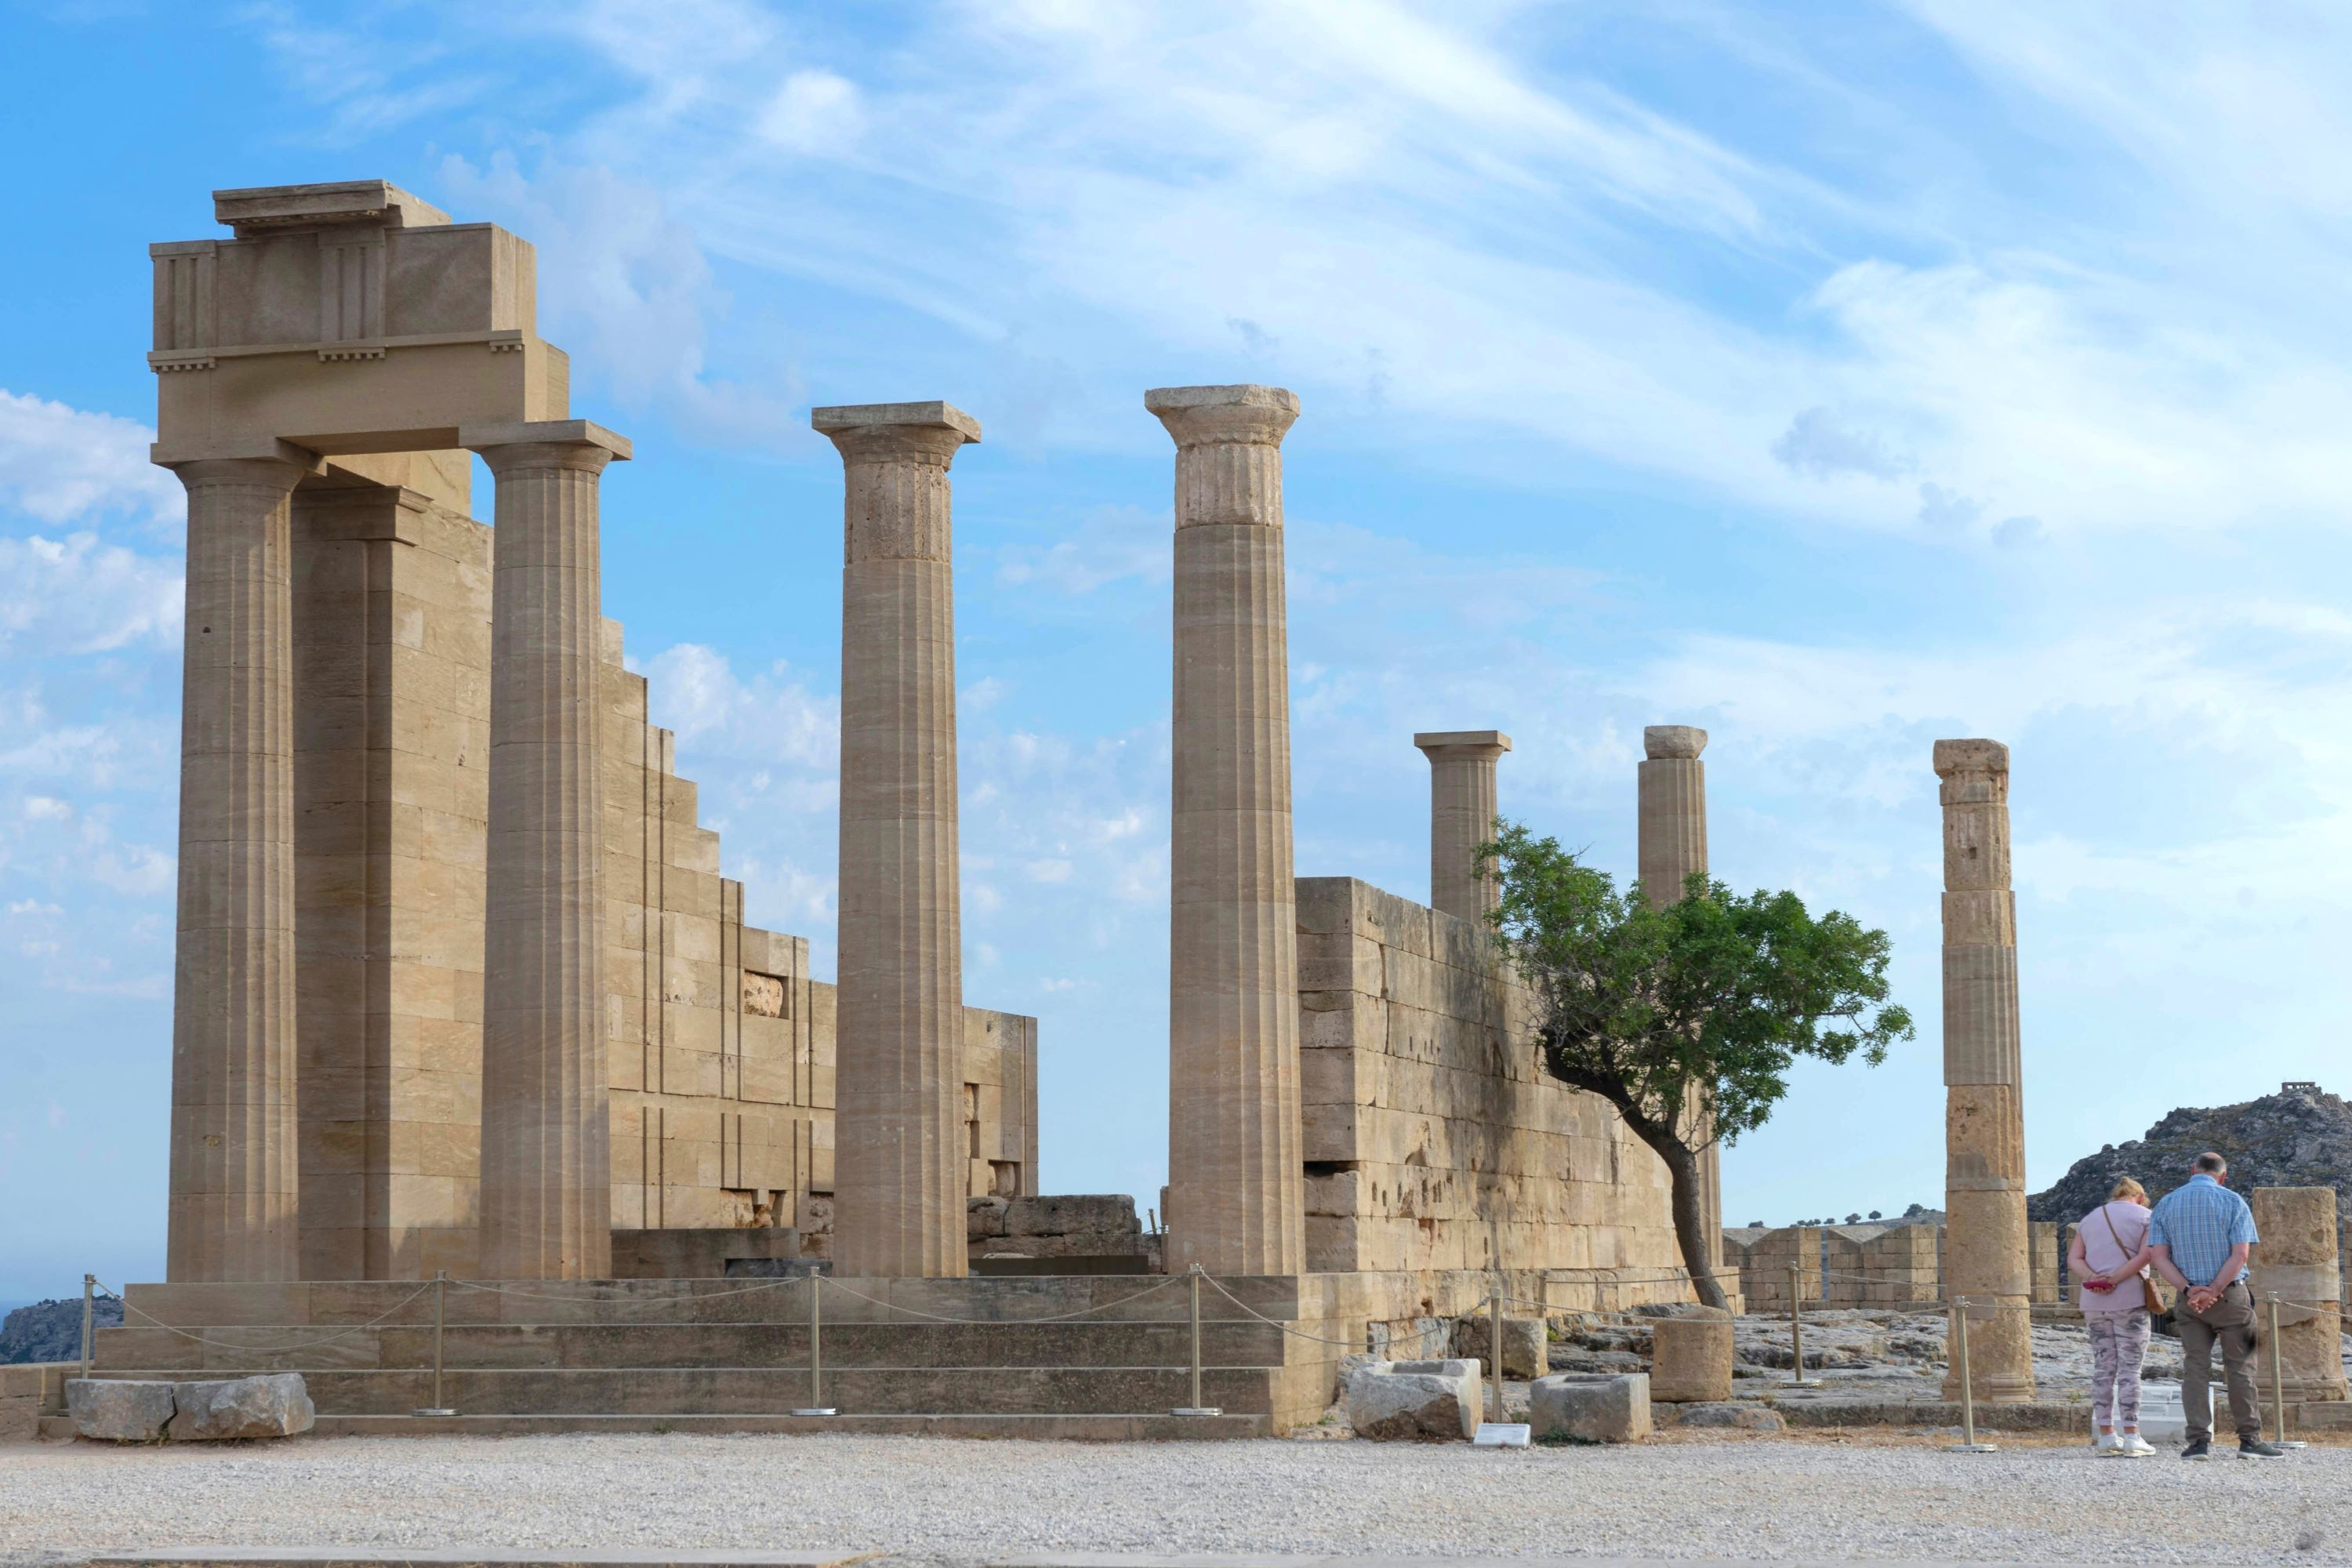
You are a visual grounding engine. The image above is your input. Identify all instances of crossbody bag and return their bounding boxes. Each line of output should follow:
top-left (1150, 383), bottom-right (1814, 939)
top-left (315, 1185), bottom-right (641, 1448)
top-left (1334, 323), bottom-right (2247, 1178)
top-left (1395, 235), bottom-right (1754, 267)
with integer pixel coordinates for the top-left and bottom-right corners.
top-left (2097, 1204), bottom-right (2164, 1314)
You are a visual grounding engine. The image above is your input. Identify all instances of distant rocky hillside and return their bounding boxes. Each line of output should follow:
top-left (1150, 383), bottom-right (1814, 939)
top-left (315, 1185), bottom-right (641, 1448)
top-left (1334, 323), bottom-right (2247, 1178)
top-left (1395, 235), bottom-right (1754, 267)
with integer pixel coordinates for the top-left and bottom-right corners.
top-left (2029, 1083), bottom-right (2352, 1223)
top-left (0, 1296), bottom-right (122, 1364)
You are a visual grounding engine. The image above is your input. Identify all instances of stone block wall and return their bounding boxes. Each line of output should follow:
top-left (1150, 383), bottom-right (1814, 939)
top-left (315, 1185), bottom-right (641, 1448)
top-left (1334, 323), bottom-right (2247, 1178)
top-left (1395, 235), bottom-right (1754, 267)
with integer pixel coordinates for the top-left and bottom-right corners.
top-left (2029, 1220), bottom-right (2060, 1305)
top-left (286, 470), bottom-right (1040, 1279)
top-left (1742, 1227), bottom-right (1822, 1307)
top-left (1294, 878), bottom-right (1686, 1300)
top-left (1821, 1225), bottom-right (1878, 1305)
top-left (291, 470), bottom-right (494, 1283)
top-left (1862, 1222), bottom-right (1942, 1304)
top-left (967, 1194), bottom-right (1145, 1262)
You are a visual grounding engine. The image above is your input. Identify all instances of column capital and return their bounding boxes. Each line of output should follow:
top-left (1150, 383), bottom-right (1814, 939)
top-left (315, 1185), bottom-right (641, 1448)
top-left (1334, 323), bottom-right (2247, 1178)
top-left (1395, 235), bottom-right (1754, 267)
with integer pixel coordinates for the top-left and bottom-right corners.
top-left (152, 436), bottom-right (323, 481)
top-left (1414, 729), bottom-right (1513, 762)
top-left (1644, 724), bottom-right (1708, 761)
top-left (1933, 737), bottom-right (2009, 779)
top-left (1146, 384), bottom-right (1298, 448)
top-left (813, 401), bottom-right (981, 466)
top-left (461, 419), bottom-right (633, 472)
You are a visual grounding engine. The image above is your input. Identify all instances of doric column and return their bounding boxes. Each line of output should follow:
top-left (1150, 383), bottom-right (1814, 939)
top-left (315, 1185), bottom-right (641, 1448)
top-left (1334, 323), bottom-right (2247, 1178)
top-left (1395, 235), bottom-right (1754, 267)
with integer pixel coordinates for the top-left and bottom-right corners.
top-left (162, 444), bottom-right (318, 1282)
top-left (1935, 738), bottom-right (2034, 1401)
top-left (1638, 725), bottom-right (1709, 909)
top-left (1638, 724), bottom-right (1721, 1270)
top-left (1149, 383), bottom-right (1304, 1278)
top-left (1412, 731), bottom-right (1511, 923)
top-left (815, 401), bottom-right (978, 1279)
top-left (464, 419), bottom-right (630, 1279)
top-left (2249, 1187), bottom-right (2348, 1405)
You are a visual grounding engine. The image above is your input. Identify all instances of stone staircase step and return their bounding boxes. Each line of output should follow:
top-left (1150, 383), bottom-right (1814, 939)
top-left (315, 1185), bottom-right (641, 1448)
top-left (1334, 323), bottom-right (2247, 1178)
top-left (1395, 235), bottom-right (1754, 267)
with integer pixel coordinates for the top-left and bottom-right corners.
top-left (78, 1364), bottom-right (1280, 1417)
top-left (42, 1411), bottom-right (1269, 1442)
top-left (96, 1319), bottom-right (1289, 1374)
top-left (88, 1553), bottom-right (873, 1568)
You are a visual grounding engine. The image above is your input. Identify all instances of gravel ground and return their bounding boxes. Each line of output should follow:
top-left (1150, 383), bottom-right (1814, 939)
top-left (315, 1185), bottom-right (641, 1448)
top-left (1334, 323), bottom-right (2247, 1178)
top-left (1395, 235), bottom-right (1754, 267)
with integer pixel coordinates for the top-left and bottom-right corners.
top-left (4, 1432), bottom-right (2349, 1567)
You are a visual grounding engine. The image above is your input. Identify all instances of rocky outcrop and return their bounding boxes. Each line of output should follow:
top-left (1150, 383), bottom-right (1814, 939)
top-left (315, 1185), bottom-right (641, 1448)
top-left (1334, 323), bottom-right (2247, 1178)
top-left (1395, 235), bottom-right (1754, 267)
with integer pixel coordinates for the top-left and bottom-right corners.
top-left (0, 1296), bottom-right (122, 1364)
top-left (2029, 1084), bottom-right (2352, 1222)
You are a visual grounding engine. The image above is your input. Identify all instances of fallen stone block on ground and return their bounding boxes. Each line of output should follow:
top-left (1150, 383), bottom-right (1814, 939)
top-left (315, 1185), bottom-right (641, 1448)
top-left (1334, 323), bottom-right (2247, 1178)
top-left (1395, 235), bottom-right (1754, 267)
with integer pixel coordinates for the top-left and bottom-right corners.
top-left (1531, 1371), bottom-right (1652, 1443)
top-left (167, 1374), bottom-right (315, 1441)
top-left (67, 1379), bottom-right (176, 1443)
top-left (1346, 1357), bottom-right (1481, 1441)
top-left (1659, 1399), bottom-right (1784, 1432)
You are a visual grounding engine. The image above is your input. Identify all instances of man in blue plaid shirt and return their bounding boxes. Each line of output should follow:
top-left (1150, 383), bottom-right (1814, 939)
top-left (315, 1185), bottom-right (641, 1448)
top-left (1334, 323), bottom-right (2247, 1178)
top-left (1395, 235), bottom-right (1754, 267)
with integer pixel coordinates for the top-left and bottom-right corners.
top-left (2150, 1151), bottom-right (2283, 1460)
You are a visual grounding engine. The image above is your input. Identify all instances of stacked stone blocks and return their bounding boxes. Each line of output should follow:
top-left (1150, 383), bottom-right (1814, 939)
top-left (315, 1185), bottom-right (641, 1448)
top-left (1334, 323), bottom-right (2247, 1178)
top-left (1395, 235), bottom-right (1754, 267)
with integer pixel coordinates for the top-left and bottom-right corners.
top-left (1297, 877), bottom-right (1682, 1289)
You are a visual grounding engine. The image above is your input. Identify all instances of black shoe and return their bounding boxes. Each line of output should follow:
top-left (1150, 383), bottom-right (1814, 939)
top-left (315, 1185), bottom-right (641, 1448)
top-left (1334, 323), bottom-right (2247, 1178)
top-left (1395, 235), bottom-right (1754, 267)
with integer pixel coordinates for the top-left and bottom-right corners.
top-left (2182, 1438), bottom-right (2212, 1461)
top-left (2239, 1438), bottom-right (2287, 1459)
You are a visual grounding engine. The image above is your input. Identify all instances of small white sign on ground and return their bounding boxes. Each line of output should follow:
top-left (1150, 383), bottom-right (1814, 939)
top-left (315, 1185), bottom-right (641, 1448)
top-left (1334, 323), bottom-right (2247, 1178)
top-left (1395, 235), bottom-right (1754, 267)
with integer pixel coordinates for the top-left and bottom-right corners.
top-left (1474, 1422), bottom-right (1531, 1447)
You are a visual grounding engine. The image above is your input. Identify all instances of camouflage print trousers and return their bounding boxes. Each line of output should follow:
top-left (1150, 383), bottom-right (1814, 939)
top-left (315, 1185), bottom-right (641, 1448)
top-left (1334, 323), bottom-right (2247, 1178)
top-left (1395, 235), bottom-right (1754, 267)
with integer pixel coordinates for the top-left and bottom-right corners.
top-left (2088, 1309), bottom-right (2151, 1428)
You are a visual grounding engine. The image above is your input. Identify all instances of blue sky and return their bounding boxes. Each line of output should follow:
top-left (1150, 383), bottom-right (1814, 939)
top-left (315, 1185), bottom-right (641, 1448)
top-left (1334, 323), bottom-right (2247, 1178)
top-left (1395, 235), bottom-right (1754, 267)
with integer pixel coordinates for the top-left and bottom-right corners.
top-left (6, 1), bottom-right (2352, 1299)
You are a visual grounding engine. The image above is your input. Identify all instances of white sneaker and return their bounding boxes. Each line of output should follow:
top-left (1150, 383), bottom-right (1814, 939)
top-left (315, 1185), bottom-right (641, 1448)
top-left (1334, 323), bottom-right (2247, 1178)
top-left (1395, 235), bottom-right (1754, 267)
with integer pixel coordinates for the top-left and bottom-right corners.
top-left (2094, 1430), bottom-right (2121, 1452)
top-left (2117, 1434), bottom-right (2156, 1457)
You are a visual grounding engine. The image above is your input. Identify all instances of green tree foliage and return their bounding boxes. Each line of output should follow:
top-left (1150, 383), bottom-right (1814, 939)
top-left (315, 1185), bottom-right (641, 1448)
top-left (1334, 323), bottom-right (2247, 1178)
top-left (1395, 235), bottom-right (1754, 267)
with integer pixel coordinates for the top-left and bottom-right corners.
top-left (1479, 820), bottom-right (1913, 1308)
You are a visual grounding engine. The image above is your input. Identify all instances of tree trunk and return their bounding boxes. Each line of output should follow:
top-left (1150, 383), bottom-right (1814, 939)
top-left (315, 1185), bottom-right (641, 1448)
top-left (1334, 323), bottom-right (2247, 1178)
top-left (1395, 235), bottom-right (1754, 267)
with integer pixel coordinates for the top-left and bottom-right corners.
top-left (1621, 1112), bottom-right (1729, 1311)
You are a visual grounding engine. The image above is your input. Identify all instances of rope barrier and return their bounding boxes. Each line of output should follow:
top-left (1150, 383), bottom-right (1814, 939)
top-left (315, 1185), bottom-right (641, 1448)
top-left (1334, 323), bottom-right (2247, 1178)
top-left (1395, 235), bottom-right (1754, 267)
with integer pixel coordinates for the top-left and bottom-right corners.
top-left (95, 1278), bottom-right (435, 1356)
top-left (814, 1269), bottom-right (1192, 1325)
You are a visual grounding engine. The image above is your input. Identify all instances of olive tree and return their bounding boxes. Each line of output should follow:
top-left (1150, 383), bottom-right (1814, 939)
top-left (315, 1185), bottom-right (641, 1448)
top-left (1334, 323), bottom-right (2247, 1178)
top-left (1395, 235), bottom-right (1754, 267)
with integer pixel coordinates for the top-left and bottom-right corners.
top-left (1479, 821), bottom-right (1912, 1309)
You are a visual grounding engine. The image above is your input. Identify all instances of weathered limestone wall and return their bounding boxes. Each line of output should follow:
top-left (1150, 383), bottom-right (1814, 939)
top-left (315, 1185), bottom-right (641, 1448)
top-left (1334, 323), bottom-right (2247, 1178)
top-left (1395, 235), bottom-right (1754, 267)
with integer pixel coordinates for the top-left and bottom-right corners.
top-left (291, 470), bottom-right (493, 1282)
top-left (288, 484), bottom-right (1036, 1279)
top-left (1294, 877), bottom-right (1686, 1302)
top-left (600, 615), bottom-right (1038, 1250)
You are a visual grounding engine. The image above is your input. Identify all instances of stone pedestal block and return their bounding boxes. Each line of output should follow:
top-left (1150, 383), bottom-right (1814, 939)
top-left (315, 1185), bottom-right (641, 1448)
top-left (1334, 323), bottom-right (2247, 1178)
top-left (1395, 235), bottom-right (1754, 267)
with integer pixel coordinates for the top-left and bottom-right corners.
top-left (1531, 1372), bottom-right (1652, 1443)
top-left (816, 402), bottom-right (981, 1279)
top-left (1650, 1308), bottom-right (1734, 1403)
top-left (1346, 1358), bottom-right (1481, 1440)
top-left (1151, 384), bottom-right (1305, 1278)
top-left (2250, 1186), bottom-right (2349, 1405)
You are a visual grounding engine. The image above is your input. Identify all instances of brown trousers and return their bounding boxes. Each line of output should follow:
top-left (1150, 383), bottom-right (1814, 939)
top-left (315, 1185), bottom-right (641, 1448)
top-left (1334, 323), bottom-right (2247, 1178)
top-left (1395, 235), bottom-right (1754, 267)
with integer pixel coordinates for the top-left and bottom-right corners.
top-left (2178, 1279), bottom-right (2262, 1443)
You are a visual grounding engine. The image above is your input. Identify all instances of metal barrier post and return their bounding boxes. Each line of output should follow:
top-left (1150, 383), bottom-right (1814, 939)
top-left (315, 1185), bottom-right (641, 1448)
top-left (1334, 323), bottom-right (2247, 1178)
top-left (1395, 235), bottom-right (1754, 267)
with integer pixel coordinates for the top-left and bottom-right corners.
top-left (1786, 1262), bottom-right (1816, 1387)
top-left (2266, 1291), bottom-right (2303, 1447)
top-left (1946, 1294), bottom-right (1995, 1452)
top-left (1490, 1288), bottom-right (1505, 1422)
top-left (792, 1274), bottom-right (836, 1417)
top-left (1172, 1265), bottom-right (1219, 1417)
top-left (80, 1274), bottom-right (93, 1381)
top-left (413, 1269), bottom-right (458, 1417)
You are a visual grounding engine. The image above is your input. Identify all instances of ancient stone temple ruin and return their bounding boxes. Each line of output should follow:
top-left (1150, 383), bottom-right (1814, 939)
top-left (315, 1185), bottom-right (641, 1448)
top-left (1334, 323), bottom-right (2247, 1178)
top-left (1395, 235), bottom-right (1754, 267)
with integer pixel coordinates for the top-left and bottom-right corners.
top-left (101, 179), bottom-right (1719, 1435)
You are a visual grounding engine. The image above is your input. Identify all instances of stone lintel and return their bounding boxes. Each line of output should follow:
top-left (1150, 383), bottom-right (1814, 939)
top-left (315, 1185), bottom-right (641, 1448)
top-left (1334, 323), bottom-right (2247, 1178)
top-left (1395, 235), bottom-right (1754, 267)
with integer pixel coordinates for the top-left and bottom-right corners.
top-left (461, 420), bottom-right (633, 461)
top-left (1644, 724), bottom-right (1708, 760)
top-left (1933, 737), bottom-right (2009, 778)
top-left (151, 436), bottom-right (324, 474)
top-left (811, 401), bottom-right (982, 445)
top-left (1414, 730), bottom-right (1512, 758)
top-left (213, 180), bottom-right (452, 236)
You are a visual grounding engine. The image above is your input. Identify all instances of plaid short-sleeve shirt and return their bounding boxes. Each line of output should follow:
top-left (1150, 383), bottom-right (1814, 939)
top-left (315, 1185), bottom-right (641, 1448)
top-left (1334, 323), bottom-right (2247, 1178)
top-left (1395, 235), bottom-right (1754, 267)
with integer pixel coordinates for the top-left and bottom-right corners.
top-left (2149, 1173), bottom-right (2257, 1287)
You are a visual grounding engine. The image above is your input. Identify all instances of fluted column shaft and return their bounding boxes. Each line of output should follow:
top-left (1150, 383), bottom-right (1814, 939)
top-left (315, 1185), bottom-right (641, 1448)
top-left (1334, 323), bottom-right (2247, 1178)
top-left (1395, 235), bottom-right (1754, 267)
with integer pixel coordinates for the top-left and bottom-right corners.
top-left (1936, 737), bottom-right (2034, 1401)
top-left (167, 456), bottom-right (308, 1282)
top-left (1637, 724), bottom-right (1720, 1270)
top-left (472, 423), bottom-right (626, 1279)
top-left (817, 402), bottom-right (978, 1279)
top-left (1150, 384), bottom-right (1305, 1279)
top-left (1414, 731), bottom-right (1511, 924)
